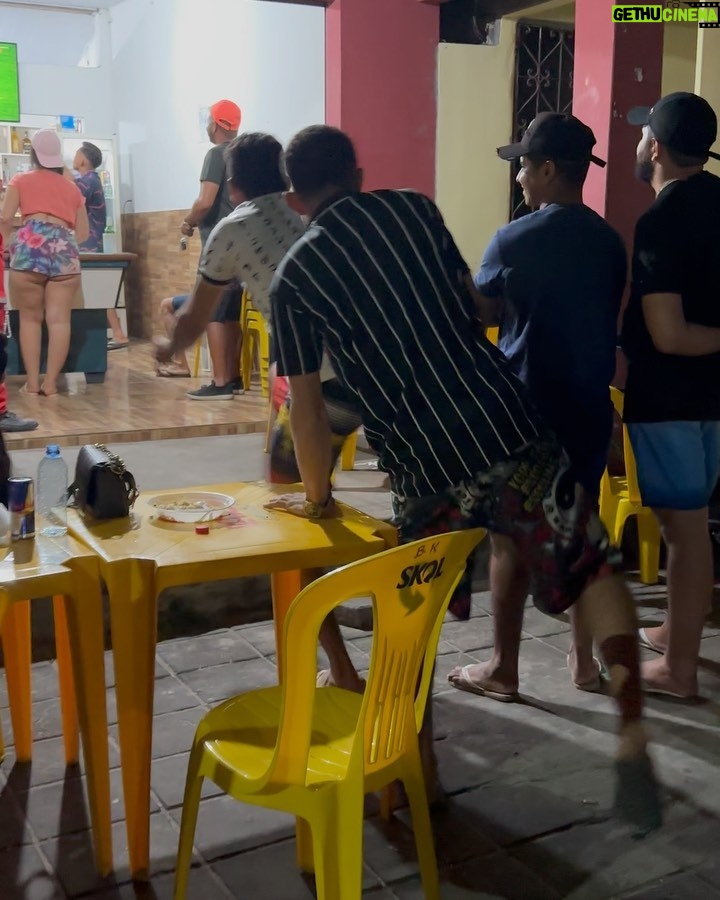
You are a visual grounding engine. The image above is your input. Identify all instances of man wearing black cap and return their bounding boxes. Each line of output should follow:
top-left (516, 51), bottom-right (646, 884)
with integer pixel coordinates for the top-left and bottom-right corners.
top-left (623, 92), bottom-right (720, 699)
top-left (452, 113), bottom-right (627, 701)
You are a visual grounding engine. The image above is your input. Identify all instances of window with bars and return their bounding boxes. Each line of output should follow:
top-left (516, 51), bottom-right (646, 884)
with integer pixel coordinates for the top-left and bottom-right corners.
top-left (509, 20), bottom-right (575, 221)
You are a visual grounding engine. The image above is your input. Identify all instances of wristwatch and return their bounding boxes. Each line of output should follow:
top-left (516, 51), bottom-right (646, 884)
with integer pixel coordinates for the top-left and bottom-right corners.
top-left (304, 496), bottom-right (332, 519)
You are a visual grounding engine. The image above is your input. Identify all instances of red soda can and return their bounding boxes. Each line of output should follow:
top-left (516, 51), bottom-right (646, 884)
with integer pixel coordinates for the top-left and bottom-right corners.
top-left (8, 476), bottom-right (35, 539)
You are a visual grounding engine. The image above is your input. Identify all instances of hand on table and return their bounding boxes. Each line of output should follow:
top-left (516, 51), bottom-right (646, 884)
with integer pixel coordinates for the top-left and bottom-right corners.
top-left (153, 337), bottom-right (175, 365)
top-left (264, 493), bottom-right (340, 519)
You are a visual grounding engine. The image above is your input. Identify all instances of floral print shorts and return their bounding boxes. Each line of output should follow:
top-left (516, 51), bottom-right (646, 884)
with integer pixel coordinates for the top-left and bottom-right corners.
top-left (10, 220), bottom-right (80, 278)
top-left (391, 435), bottom-right (620, 620)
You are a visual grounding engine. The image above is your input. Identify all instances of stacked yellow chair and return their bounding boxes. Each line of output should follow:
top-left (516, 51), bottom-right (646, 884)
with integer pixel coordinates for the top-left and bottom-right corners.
top-left (240, 291), bottom-right (270, 397)
top-left (173, 528), bottom-right (486, 900)
top-left (599, 387), bottom-right (662, 583)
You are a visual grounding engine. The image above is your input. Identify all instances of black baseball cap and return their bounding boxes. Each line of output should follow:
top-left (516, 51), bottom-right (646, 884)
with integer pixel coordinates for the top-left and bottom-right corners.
top-left (627, 92), bottom-right (720, 161)
top-left (497, 111), bottom-right (606, 168)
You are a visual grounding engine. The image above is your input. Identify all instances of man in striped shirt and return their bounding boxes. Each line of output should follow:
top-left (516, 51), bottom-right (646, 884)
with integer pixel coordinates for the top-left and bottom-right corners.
top-left (267, 126), bottom-right (660, 834)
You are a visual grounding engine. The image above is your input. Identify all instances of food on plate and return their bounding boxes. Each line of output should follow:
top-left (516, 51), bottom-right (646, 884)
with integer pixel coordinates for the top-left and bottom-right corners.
top-left (157, 499), bottom-right (213, 511)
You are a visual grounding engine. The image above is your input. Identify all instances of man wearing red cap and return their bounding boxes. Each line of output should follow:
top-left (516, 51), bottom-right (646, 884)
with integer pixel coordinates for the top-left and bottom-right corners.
top-left (172, 99), bottom-right (244, 399)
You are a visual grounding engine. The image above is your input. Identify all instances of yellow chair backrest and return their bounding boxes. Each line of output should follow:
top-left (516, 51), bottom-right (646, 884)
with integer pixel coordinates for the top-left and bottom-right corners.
top-left (267, 528), bottom-right (485, 788)
top-left (609, 386), bottom-right (642, 505)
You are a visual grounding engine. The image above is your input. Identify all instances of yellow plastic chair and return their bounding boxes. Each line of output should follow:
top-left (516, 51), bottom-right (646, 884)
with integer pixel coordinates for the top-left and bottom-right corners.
top-left (599, 386), bottom-right (661, 584)
top-left (340, 430), bottom-right (359, 471)
top-left (241, 309), bottom-right (270, 397)
top-left (191, 334), bottom-right (209, 378)
top-left (173, 527), bottom-right (486, 900)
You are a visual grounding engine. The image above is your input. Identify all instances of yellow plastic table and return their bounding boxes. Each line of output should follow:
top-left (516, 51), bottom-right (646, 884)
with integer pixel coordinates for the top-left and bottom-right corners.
top-left (67, 481), bottom-right (396, 880)
top-left (0, 535), bottom-right (112, 875)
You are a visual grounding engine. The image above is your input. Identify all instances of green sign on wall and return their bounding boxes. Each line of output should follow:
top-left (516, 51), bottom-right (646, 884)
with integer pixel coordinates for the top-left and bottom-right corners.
top-left (0, 43), bottom-right (20, 123)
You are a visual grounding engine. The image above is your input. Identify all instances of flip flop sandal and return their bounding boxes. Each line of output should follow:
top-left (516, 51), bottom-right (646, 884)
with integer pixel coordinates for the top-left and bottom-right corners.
top-left (107, 340), bottom-right (129, 351)
top-left (316, 668), bottom-right (367, 691)
top-left (156, 365), bottom-right (191, 378)
top-left (613, 752), bottom-right (663, 838)
top-left (568, 655), bottom-right (606, 692)
top-left (447, 665), bottom-right (518, 702)
top-left (638, 627), bottom-right (664, 654)
top-left (641, 681), bottom-right (699, 700)
top-left (316, 668), bottom-right (333, 688)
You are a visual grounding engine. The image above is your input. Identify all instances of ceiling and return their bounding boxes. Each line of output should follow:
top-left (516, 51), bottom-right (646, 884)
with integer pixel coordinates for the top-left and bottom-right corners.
top-left (0, 0), bottom-right (125, 9)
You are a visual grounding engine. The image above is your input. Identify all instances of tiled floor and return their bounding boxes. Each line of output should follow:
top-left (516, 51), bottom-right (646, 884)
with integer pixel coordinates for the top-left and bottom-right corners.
top-left (0, 581), bottom-right (719, 899)
top-left (4, 341), bottom-right (268, 451)
top-left (2, 434), bottom-right (720, 898)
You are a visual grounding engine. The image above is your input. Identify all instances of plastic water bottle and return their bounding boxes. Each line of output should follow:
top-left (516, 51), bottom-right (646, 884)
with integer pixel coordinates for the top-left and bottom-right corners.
top-left (37, 445), bottom-right (68, 536)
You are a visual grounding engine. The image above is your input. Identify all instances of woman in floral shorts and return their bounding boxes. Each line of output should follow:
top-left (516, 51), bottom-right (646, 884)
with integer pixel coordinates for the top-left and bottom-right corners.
top-left (0, 130), bottom-right (88, 396)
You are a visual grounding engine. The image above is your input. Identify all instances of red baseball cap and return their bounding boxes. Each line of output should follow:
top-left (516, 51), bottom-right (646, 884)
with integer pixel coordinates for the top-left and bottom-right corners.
top-left (209, 99), bottom-right (241, 132)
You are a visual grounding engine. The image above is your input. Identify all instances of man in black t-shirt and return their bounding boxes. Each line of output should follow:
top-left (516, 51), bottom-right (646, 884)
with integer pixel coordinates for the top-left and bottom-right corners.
top-left (176, 99), bottom-right (243, 399)
top-left (265, 126), bottom-right (662, 835)
top-left (622, 92), bottom-right (720, 699)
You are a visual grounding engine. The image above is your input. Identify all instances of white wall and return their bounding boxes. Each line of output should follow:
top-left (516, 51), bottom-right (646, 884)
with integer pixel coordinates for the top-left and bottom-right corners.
top-left (0, 7), bottom-right (115, 135)
top-left (110, 0), bottom-right (326, 214)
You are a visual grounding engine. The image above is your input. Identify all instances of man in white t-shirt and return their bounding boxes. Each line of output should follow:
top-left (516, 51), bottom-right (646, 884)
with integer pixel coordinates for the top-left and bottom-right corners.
top-left (155, 132), bottom-right (362, 478)
top-left (156, 133), bottom-right (302, 367)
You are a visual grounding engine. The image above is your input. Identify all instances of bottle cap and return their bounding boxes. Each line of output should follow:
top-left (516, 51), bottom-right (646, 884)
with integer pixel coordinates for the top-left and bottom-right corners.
top-left (46, 444), bottom-right (61, 457)
top-left (195, 524), bottom-right (210, 535)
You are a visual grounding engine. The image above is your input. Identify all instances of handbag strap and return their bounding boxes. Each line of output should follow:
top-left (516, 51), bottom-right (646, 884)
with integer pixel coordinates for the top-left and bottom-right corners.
top-left (95, 443), bottom-right (128, 476)
top-left (67, 444), bottom-right (140, 509)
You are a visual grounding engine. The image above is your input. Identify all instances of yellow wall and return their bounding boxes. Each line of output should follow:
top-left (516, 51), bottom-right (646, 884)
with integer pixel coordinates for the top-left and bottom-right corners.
top-left (435, 0), bottom-right (576, 269)
top-left (662, 22), bottom-right (697, 95)
top-left (521, 1), bottom-right (574, 24)
top-left (695, 28), bottom-right (720, 177)
top-left (436, 22), bottom-right (516, 271)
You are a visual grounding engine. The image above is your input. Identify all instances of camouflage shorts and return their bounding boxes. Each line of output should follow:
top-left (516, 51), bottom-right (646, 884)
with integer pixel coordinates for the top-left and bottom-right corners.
top-left (391, 436), bottom-right (620, 620)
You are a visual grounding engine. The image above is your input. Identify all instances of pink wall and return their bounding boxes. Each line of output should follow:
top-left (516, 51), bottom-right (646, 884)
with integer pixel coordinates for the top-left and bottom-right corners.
top-left (326, 0), bottom-right (439, 197)
top-left (573, 0), bottom-right (663, 253)
top-left (573, 0), bottom-right (664, 387)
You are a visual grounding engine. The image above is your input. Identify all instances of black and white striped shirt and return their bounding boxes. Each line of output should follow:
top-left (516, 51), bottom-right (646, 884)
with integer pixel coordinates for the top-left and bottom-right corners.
top-left (272, 190), bottom-right (541, 498)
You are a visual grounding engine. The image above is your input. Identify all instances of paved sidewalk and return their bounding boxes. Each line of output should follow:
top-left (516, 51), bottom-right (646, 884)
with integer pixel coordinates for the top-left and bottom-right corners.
top-left (0, 577), bottom-right (718, 899)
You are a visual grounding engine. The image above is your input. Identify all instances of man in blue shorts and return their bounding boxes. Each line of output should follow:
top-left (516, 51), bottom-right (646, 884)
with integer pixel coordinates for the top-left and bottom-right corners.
top-left (455, 112), bottom-right (627, 700)
top-left (623, 92), bottom-right (720, 699)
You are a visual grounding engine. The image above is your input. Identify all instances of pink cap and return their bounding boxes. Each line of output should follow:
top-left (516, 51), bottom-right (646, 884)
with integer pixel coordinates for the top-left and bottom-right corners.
top-left (31, 129), bottom-right (64, 169)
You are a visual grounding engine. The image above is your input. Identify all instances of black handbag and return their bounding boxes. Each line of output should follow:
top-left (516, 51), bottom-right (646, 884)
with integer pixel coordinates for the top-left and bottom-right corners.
top-left (68, 443), bottom-right (139, 520)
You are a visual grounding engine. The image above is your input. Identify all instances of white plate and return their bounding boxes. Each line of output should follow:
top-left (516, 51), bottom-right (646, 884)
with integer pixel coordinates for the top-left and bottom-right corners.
top-left (148, 491), bottom-right (235, 523)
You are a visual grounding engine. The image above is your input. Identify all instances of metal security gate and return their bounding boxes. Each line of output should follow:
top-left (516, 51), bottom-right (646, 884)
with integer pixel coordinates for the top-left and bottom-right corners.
top-left (509, 20), bottom-right (575, 220)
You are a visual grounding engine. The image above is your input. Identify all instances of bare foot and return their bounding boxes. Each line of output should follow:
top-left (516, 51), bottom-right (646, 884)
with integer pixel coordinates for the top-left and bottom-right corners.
top-left (20, 383), bottom-right (40, 396)
top-left (641, 657), bottom-right (697, 699)
top-left (568, 646), bottom-right (602, 689)
top-left (39, 383), bottom-right (58, 397)
top-left (447, 660), bottom-right (518, 698)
